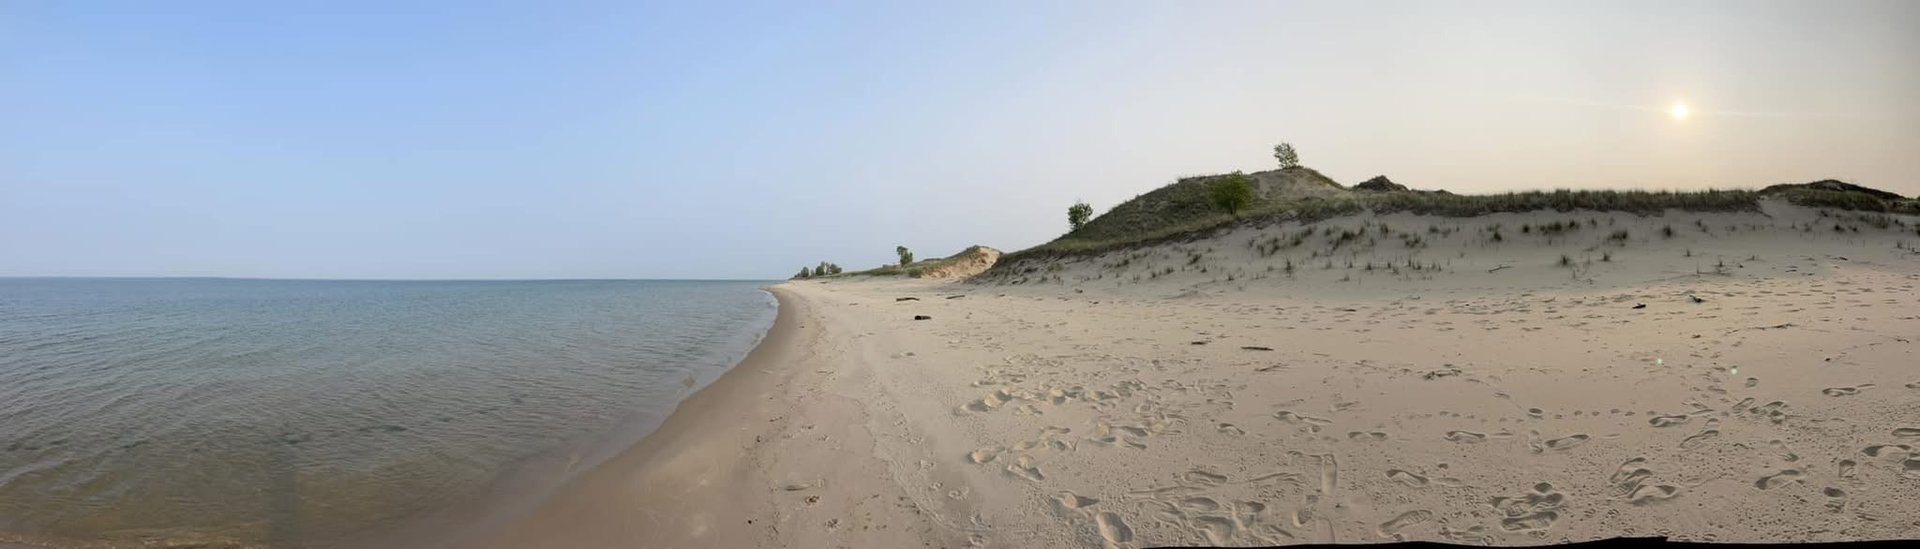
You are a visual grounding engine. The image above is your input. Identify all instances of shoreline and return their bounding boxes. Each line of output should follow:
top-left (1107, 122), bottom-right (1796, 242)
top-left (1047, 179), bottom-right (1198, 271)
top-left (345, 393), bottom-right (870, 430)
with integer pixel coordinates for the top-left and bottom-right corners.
top-left (469, 282), bottom-right (979, 548)
top-left (444, 285), bottom-right (807, 546)
top-left (462, 284), bottom-right (944, 547)
top-left (338, 287), bottom-right (783, 549)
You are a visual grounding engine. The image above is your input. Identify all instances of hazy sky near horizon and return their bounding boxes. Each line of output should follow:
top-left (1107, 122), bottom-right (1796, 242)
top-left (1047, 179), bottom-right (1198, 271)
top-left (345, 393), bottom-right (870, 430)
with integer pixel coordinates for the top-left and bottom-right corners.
top-left (4, 1), bottom-right (1917, 279)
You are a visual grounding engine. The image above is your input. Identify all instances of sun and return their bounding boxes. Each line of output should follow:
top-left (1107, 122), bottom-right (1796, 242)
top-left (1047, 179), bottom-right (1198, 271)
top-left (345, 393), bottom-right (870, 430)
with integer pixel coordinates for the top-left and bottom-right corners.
top-left (1669, 101), bottom-right (1691, 121)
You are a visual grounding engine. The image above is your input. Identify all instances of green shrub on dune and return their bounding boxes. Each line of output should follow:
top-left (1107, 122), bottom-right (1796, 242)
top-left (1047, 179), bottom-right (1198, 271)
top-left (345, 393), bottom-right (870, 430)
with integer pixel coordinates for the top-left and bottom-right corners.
top-left (1209, 172), bottom-right (1256, 218)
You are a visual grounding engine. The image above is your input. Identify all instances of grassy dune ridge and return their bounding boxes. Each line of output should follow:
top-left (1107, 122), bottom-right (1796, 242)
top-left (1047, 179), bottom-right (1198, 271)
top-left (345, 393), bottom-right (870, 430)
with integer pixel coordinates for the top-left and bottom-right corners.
top-left (989, 170), bottom-right (1919, 273)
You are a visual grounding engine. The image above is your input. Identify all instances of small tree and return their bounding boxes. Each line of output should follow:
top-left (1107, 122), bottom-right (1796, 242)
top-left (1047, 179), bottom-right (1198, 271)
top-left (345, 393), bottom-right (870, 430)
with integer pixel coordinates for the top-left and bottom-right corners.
top-left (796, 266), bottom-right (812, 279)
top-left (817, 261), bottom-right (831, 276)
top-left (1273, 142), bottom-right (1299, 169)
top-left (1067, 201), bottom-right (1093, 232)
top-left (826, 263), bottom-right (843, 275)
top-left (1209, 171), bottom-right (1256, 218)
top-left (896, 246), bottom-right (914, 266)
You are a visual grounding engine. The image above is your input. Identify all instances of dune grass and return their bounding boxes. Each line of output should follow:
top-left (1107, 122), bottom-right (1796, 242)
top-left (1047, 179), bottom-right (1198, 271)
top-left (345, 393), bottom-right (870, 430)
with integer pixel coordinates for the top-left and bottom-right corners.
top-left (997, 189), bottom-right (1766, 266)
top-left (1770, 188), bottom-right (1920, 214)
top-left (1060, 168), bottom-right (1344, 246)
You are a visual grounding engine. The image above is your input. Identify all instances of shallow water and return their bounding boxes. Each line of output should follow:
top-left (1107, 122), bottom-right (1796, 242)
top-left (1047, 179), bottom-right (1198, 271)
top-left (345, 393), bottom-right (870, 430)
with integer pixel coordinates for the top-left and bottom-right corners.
top-left (0, 278), bottom-right (777, 548)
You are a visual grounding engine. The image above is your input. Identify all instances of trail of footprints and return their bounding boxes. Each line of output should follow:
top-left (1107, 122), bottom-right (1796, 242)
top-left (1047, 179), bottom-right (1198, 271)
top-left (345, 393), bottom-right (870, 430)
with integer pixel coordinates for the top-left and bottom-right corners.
top-left (947, 335), bottom-right (1920, 544)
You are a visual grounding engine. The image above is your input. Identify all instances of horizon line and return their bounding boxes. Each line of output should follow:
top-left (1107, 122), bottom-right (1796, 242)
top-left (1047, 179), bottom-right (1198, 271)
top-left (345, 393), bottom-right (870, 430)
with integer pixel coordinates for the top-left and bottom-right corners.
top-left (0, 276), bottom-right (783, 283)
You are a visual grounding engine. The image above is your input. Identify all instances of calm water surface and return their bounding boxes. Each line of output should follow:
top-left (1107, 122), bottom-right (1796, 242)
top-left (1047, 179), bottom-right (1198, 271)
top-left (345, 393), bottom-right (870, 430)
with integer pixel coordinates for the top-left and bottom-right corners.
top-left (0, 278), bottom-right (777, 548)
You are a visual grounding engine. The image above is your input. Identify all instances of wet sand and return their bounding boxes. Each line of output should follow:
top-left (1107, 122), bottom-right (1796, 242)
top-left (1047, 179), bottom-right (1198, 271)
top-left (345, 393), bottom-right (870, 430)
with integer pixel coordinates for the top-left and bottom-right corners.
top-left (470, 286), bottom-right (960, 548)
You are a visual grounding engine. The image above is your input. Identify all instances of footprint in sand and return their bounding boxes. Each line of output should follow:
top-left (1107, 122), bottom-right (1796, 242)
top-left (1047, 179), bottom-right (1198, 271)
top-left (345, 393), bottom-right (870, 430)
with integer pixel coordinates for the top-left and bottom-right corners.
top-left (1005, 455), bottom-right (1045, 482)
top-left (1192, 516), bottom-right (1237, 545)
top-left (1182, 470), bottom-right (1229, 486)
top-left (1347, 431), bottom-right (1389, 441)
top-left (1444, 430), bottom-right (1488, 443)
top-left (1377, 510), bottom-right (1435, 537)
top-left (1747, 401), bottom-right (1790, 423)
top-left (964, 390), bottom-right (1014, 412)
top-left (1095, 512), bottom-right (1134, 545)
top-left (1627, 484), bottom-right (1681, 505)
top-left (1542, 434), bottom-right (1590, 451)
top-left (1679, 429), bottom-right (1721, 450)
top-left (1491, 483), bottom-right (1565, 532)
top-left (1647, 415), bottom-right (1690, 428)
top-left (1386, 469), bottom-right (1429, 487)
top-left (1861, 445), bottom-right (1912, 461)
top-left (1821, 385), bottom-right (1873, 397)
top-left (967, 447), bottom-right (1002, 464)
top-left (1089, 435), bottom-right (1146, 450)
top-left (1274, 410), bottom-right (1333, 427)
top-left (1754, 469), bottom-right (1805, 490)
top-left (1823, 487), bottom-right (1847, 512)
top-left (1217, 423), bottom-right (1246, 436)
top-left (1233, 500), bottom-right (1266, 519)
top-left (1177, 496), bottom-right (1221, 513)
top-left (1892, 427), bottom-right (1920, 439)
top-left (1053, 491), bottom-right (1099, 512)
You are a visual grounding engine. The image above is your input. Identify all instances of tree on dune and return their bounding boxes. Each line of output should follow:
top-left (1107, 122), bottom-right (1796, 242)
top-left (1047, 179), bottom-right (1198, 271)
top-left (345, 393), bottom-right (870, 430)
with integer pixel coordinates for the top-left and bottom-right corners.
top-left (1067, 201), bottom-right (1093, 232)
top-left (1273, 142), bottom-right (1299, 169)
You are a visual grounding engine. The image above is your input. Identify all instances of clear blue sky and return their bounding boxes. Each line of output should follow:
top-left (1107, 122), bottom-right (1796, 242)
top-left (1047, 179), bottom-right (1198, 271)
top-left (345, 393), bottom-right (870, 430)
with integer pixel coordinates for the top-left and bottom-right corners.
top-left (4, 1), bottom-right (1916, 279)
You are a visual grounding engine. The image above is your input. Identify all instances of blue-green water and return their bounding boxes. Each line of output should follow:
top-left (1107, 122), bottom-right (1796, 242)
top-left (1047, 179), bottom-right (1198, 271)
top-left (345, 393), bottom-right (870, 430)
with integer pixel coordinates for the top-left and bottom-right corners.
top-left (0, 278), bottom-right (777, 548)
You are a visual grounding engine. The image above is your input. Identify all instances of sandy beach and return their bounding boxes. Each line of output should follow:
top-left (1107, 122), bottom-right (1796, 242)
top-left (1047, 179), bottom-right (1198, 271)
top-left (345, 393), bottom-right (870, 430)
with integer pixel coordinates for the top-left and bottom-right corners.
top-left (477, 202), bottom-right (1920, 547)
top-left (11, 3), bottom-right (1920, 547)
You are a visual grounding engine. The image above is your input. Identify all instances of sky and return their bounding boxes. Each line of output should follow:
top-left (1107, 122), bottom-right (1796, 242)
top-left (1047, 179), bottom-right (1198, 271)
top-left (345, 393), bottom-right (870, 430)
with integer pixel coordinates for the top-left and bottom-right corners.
top-left (3, 0), bottom-right (1917, 279)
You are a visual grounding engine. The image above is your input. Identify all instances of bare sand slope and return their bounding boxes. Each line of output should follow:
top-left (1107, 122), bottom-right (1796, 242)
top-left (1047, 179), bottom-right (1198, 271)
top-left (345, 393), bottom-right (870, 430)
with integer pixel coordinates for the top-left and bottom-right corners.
top-left (484, 202), bottom-right (1920, 547)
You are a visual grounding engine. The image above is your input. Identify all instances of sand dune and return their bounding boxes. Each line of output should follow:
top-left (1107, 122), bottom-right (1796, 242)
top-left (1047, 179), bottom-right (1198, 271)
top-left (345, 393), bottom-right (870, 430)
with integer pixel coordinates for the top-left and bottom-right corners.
top-left (484, 200), bottom-right (1920, 547)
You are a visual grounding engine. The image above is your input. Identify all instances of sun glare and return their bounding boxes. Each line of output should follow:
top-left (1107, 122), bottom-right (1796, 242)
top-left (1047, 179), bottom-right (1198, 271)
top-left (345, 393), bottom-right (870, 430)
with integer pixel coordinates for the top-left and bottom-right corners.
top-left (1670, 101), bottom-right (1691, 121)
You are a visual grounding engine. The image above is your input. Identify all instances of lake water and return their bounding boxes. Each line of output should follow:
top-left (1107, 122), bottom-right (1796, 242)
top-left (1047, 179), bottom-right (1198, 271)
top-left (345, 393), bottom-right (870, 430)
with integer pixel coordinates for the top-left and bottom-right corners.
top-left (0, 278), bottom-right (778, 548)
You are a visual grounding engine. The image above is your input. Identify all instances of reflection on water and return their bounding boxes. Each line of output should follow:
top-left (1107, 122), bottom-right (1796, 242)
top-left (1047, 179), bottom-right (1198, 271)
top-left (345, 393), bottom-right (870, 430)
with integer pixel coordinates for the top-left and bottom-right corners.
top-left (0, 278), bottom-right (776, 547)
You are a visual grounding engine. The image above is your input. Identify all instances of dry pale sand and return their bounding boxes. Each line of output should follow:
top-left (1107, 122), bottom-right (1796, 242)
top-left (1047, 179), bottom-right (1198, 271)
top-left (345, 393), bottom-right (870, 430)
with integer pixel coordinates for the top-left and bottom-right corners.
top-left (482, 200), bottom-right (1920, 547)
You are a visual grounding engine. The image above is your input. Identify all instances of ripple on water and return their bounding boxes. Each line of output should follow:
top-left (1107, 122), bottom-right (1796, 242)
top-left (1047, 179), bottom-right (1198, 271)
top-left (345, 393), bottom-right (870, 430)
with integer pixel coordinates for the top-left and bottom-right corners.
top-left (0, 278), bottom-right (779, 547)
